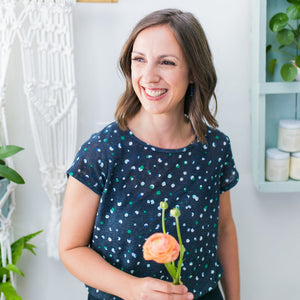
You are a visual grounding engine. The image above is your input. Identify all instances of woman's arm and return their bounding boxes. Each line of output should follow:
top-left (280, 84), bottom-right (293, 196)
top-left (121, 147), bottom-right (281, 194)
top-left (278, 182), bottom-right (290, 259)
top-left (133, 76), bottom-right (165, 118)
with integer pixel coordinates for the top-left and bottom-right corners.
top-left (59, 176), bottom-right (193, 300)
top-left (218, 191), bottom-right (240, 300)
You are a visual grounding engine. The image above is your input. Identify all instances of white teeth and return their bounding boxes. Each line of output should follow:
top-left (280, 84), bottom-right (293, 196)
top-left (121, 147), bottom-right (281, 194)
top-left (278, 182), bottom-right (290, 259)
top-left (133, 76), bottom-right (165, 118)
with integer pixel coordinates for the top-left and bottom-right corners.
top-left (145, 88), bottom-right (167, 97)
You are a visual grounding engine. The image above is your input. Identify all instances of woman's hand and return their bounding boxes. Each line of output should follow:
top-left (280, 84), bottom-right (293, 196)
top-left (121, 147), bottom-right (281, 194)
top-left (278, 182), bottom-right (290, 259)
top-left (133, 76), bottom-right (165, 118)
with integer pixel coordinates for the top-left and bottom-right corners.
top-left (128, 277), bottom-right (194, 300)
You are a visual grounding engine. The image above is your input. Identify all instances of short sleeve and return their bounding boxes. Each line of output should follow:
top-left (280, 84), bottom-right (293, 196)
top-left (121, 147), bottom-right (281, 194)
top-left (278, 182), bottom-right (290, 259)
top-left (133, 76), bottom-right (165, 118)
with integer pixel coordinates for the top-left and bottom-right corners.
top-left (219, 136), bottom-right (239, 193)
top-left (67, 133), bottom-right (106, 195)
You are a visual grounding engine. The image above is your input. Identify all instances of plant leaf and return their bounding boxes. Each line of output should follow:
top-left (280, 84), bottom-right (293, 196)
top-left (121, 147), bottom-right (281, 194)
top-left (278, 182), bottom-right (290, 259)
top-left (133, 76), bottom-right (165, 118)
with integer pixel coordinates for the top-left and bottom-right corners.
top-left (281, 63), bottom-right (298, 81)
top-left (0, 282), bottom-right (22, 300)
top-left (0, 146), bottom-right (24, 160)
top-left (276, 28), bottom-right (295, 45)
top-left (287, 4), bottom-right (300, 19)
top-left (269, 13), bottom-right (289, 32)
top-left (266, 44), bottom-right (272, 53)
top-left (4, 264), bottom-right (24, 277)
top-left (10, 239), bottom-right (24, 265)
top-left (0, 164), bottom-right (25, 184)
top-left (288, 0), bottom-right (300, 4)
top-left (267, 59), bottom-right (277, 75)
top-left (0, 267), bottom-right (9, 278)
top-left (295, 55), bottom-right (300, 67)
top-left (10, 230), bottom-right (42, 265)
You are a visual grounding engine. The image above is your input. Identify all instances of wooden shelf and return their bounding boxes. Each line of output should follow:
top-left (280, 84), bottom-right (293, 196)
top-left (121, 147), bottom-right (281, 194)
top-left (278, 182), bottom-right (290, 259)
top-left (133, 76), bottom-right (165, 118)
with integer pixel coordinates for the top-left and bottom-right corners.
top-left (260, 82), bottom-right (300, 95)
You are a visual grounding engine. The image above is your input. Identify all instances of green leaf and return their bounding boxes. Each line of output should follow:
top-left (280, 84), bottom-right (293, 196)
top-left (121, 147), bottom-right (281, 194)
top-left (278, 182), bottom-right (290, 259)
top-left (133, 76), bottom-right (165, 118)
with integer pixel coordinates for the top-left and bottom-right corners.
top-left (276, 28), bottom-right (295, 45)
top-left (295, 55), bottom-right (300, 67)
top-left (266, 44), bottom-right (272, 53)
top-left (0, 267), bottom-right (9, 278)
top-left (0, 146), bottom-right (24, 160)
top-left (269, 13), bottom-right (289, 32)
top-left (287, 4), bottom-right (300, 19)
top-left (0, 282), bottom-right (21, 300)
top-left (288, 0), bottom-right (300, 4)
top-left (267, 59), bottom-right (277, 75)
top-left (11, 239), bottom-right (24, 265)
top-left (4, 264), bottom-right (24, 277)
top-left (11, 230), bottom-right (42, 265)
top-left (0, 164), bottom-right (25, 184)
top-left (281, 63), bottom-right (298, 81)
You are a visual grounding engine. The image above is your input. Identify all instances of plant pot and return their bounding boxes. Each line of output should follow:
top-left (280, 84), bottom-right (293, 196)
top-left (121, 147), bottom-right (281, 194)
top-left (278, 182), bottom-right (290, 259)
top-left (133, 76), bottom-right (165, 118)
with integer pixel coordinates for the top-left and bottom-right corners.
top-left (0, 178), bottom-right (11, 219)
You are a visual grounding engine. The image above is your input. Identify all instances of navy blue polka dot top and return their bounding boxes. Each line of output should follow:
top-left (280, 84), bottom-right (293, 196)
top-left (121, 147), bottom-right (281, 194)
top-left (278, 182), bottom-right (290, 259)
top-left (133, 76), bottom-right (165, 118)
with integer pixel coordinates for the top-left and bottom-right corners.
top-left (67, 121), bottom-right (239, 299)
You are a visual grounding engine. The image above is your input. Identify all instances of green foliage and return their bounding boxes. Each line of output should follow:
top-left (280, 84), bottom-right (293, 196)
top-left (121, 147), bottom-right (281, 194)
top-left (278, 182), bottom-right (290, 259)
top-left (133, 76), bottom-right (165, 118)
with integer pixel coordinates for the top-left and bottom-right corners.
top-left (0, 231), bottom-right (42, 300)
top-left (267, 1), bottom-right (300, 81)
top-left (0, 146), bottom-right (25, 184)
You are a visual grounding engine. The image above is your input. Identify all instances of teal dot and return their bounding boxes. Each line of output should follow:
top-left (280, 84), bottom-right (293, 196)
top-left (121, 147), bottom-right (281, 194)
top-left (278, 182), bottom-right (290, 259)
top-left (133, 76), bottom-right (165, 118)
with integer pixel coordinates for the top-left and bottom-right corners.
top-left (127, 230), bottom-right (132, 234)
top-left (176, 164), bottom-right (180, 168)
top-left (129, 201), bottom-right (133, 205)
top-left (184, 161), bottom-right (188, 165)
top-left (121, 136), bottom-right (125, 140)
top-left (215, 135), bottom-right (220, 139)
top-left (156, 191), bottom-right (161, 195)
top-left (150, 184), bottom-right (155, 189)
top-left (69, 172), bottom-right (74, 176)
top-left (103, 139), bottom-right (108, 142)
top-left (84, 148), bottom-right (87, 151)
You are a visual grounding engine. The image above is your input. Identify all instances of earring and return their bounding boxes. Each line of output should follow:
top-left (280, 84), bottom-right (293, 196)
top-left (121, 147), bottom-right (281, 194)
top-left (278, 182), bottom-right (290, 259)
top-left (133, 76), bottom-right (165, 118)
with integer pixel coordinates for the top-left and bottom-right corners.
top-left (189, 84), bottom-right (194, 97)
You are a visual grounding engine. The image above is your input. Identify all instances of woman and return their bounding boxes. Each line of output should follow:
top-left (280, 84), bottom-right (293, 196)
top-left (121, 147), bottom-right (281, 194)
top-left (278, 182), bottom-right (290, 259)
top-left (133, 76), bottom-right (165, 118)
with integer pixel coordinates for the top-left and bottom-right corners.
top-left (59, 8), bottom-right (240, 300)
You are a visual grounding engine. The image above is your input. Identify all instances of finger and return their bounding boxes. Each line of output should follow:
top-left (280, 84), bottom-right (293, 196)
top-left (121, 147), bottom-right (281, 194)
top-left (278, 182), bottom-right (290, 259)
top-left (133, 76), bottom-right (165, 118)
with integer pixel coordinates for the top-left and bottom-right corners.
top-left (152, 280), bottom-right (188, 295)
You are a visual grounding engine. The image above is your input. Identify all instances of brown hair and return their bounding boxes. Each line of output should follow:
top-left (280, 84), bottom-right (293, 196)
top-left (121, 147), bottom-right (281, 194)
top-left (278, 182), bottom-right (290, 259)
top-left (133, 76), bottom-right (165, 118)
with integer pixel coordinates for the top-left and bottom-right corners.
top-left (115, 8), bottom-right (218, 142)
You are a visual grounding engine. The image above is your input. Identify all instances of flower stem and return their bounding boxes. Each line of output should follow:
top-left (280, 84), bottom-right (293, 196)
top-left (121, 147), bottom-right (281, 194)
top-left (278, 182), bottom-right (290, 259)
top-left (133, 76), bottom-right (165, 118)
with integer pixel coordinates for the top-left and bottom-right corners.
top-left (162, 207), bottom-right (166, 234)
top-left (174, 216), bottom-right (185, 285)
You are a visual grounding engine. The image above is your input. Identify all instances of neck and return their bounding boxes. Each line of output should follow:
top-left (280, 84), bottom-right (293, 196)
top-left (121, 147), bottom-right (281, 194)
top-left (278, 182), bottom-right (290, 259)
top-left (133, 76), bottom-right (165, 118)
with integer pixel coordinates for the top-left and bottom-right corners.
top-left (127, 110), bottom-right (195, 149)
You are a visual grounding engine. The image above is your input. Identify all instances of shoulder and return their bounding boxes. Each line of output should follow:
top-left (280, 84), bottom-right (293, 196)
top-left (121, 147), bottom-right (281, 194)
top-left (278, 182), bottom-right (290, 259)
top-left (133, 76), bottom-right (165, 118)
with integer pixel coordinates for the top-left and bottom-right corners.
top-left (83, 121), bottom-right (125, 148)
top-left (204, 126), bottom-right (232, 147)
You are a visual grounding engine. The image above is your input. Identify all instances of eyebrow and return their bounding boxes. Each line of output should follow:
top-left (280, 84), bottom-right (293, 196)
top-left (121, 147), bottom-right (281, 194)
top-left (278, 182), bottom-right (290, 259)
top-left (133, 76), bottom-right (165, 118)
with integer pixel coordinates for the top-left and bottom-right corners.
top-left (131, 51), bottom-right (180, 60)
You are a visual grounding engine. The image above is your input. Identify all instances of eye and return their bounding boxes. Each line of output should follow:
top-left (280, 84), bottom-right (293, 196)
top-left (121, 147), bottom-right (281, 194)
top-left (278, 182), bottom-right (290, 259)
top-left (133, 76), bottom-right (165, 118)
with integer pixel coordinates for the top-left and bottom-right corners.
top-left (161, 60), bottom-right (176, 66)
top-left (132, 56), bottom-right (144, 63)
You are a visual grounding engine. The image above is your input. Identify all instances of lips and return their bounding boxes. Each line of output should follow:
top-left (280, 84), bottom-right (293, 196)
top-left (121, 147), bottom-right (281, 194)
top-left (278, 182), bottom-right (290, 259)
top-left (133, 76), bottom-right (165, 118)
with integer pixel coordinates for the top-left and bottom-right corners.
top-left (144, 88), bottom-right (167, 98)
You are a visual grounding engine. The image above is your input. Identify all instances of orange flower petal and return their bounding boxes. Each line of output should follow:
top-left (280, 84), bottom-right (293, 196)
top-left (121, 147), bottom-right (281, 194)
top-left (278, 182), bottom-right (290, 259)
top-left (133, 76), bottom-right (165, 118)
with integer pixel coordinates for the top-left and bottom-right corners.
top-left (143, 233), bottom-right (180, 264)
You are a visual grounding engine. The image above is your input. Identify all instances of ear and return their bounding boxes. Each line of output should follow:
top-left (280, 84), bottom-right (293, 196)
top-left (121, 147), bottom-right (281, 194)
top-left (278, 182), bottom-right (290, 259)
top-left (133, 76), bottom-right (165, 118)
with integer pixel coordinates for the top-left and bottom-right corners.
top-left (189, 71), bottom-right (195, 83)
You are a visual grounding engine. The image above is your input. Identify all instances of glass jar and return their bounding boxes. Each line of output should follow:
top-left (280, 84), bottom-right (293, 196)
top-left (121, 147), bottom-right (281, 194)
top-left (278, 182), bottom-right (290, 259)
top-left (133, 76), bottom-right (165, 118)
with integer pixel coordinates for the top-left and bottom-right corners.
top-left (266, 148), bottom-right (290, 181)
top-left (278, 119), bottom-right (300, 152)
top-left (290, 152), bottom-right (300, 180)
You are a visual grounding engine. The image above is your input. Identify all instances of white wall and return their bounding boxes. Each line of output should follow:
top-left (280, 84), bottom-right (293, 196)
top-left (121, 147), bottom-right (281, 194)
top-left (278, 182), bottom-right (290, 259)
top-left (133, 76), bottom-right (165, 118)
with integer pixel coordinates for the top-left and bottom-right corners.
top-left (4, 0), bottom-right (300, 299)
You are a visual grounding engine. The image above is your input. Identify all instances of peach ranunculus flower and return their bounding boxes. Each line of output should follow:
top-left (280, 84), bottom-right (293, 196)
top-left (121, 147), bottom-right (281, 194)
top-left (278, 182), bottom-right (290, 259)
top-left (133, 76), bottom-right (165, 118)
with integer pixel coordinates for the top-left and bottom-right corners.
top-left (143, 201), bottom-right (185, 285)
top-left (143, 232), bottom-right (180, 264)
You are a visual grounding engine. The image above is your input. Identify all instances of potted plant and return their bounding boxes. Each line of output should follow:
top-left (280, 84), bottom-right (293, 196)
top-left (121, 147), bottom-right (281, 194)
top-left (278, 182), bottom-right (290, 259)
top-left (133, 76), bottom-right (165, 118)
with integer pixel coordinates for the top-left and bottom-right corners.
top-left (0, 230), bottom-right (42, 299)
top-left (267, 0), bottom-right (300, 81)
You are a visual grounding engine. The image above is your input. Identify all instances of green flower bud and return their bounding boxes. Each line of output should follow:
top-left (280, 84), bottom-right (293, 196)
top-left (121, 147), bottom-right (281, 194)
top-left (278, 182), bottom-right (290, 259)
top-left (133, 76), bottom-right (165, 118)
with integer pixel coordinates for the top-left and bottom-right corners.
top-left (170, 208), bottom-right (181, 218)
top-left (160, 201), bottom-right (168, 210)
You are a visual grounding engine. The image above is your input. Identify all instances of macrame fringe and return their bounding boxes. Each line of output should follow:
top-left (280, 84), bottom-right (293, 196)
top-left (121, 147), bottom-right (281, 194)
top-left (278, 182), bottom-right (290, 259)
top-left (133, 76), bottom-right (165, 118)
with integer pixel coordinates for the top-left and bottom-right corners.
top-left (0, 1), bottom-right (77, 279)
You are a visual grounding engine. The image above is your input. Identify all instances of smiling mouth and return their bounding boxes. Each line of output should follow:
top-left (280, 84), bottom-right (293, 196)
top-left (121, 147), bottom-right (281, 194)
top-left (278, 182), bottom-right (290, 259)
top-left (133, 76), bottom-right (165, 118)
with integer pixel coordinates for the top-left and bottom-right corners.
top-left (144, 88), bottom-right (167, 98)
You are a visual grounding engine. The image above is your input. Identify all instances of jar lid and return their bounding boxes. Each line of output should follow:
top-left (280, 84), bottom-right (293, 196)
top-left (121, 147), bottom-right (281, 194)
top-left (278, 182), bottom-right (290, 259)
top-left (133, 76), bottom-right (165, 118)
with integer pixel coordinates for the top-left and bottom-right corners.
top-left (279, 119), bottom-right (300, 129)
top-left (266, 148), bottom-right (290, 159)
top-left (291, 152), bottom-right (300, 158)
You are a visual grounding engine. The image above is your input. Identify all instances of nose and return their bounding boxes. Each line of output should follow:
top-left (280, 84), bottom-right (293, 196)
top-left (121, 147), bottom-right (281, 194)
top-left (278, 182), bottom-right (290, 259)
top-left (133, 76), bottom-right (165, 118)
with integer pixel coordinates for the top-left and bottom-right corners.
top-left (142, 62), bottom-right (160, 84)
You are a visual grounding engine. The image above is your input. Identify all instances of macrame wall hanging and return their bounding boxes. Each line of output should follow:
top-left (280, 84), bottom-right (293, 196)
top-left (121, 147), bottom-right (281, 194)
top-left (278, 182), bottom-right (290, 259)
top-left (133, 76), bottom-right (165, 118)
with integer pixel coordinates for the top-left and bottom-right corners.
top-left (0, 0), bottom-right (77, 260)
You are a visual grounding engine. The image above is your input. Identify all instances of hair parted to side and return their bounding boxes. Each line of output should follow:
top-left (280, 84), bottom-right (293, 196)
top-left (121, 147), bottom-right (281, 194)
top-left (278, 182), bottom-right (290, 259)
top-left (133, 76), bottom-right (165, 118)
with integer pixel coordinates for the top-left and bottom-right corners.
top-left (115, 8), bottom-right (218, 142)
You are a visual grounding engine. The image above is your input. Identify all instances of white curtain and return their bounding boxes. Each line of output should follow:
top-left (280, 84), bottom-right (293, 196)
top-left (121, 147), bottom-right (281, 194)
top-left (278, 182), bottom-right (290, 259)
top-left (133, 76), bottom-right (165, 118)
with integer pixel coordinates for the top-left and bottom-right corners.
top-left (0, 0), bottom-right (77, 261)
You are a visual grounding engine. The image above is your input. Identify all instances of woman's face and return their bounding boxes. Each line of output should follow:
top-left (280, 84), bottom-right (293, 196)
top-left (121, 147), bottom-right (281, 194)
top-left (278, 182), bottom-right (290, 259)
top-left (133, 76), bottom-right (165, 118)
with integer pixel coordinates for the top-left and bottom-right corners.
top-left (131, 25), bottom-right (191, 117)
